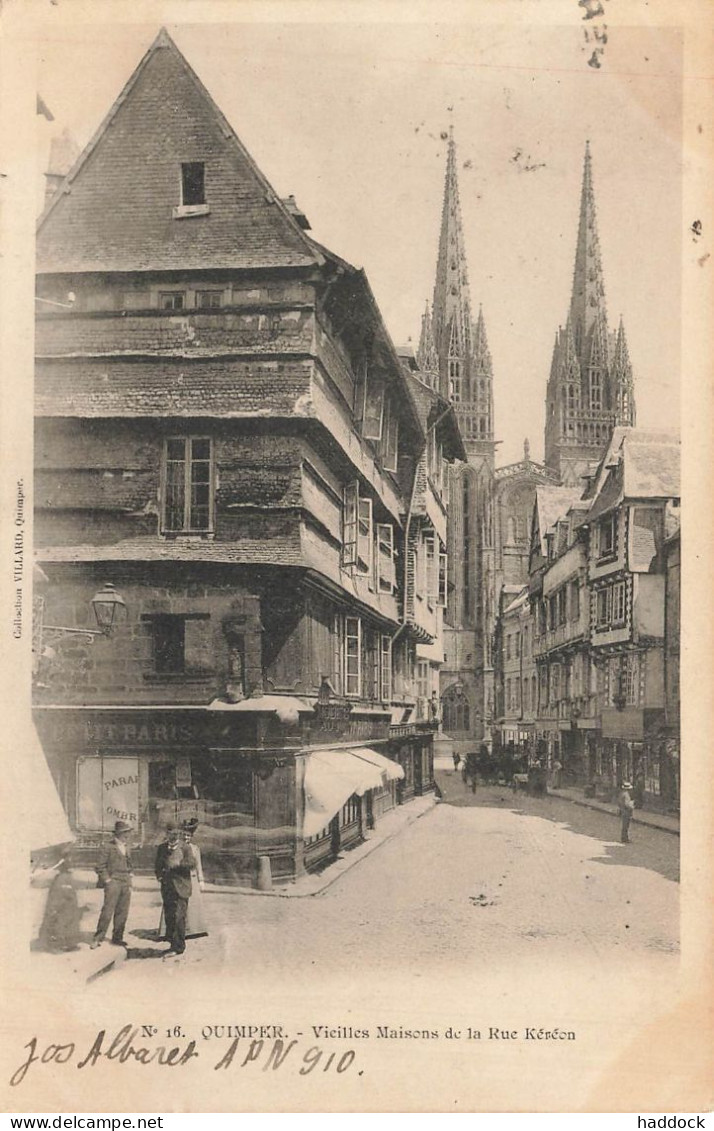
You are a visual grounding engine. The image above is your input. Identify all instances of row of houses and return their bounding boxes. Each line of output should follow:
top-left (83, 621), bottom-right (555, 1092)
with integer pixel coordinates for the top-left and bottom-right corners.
top-left (32, 29), bottom-right (466, 885)
top-left (494, 427), bottom-right (680, 810)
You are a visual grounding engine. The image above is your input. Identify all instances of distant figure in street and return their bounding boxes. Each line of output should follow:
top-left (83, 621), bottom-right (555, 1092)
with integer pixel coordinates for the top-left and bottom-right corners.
top-left (91, 819), bottom-right (133, 949)
top-left (551, 758), bottom-right (563, 790)
top-left (618, 782), bottom-right (635, 843)
top-left (155, 822), bottom-right (195, 958)
top-left (38, 858), bottom-right (83, 952)
top-left (181, 819), bottom-right (208, 940)
top-left (452, 752), bottom-right (461, 772)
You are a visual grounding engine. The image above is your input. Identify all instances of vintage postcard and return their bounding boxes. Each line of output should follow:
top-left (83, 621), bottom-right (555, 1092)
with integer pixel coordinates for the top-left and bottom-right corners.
top-left (0, 0), bottom-right (711, 1115)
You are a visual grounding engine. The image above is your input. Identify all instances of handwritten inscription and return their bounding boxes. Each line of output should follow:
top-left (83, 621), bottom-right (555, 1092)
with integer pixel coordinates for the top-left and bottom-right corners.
top-left (578, 0), bottom-right (610, 68)
top-left (9, 1025), bottom-right (361, 1088)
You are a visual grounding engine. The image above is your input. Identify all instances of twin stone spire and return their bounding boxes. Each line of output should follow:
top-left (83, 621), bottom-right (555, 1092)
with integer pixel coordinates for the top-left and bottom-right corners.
top-left (417, 132), bottom-right (636, 478)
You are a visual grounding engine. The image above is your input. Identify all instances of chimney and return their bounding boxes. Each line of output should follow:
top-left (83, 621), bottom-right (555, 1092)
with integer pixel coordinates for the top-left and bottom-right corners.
top-left (44, 128), bottom-right (80, 208)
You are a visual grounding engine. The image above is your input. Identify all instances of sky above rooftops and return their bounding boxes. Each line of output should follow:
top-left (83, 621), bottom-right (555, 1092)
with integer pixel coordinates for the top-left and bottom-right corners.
top-left (35, 19), bottom-right (681, 466)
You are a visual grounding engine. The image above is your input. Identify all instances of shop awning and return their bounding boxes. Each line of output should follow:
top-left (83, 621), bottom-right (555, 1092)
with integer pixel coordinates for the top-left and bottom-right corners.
top-left (303, 748), bottom-right (397, 838)
top-left (349, 746), bottom-right (405, 785)
top-left (30, 721), bottom-right (73, 852)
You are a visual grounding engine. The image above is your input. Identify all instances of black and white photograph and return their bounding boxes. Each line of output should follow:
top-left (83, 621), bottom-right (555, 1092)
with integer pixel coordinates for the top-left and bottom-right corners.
top-left (0, 0), bottom-right (711, 1116)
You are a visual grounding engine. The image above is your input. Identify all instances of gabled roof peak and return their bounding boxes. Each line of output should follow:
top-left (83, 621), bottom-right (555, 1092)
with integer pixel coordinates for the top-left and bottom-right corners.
top-left (37, 26), bottom-right (322, 274)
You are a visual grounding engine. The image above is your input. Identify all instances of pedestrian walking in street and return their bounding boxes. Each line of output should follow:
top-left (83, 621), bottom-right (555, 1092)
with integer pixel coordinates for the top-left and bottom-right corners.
top-left (551, 758), bottom-right (563, 790)
top-left (91, 819), bottom-right (133, 949)
top-left (181, 819), bottom-right (208, 940)
top-left (155, 822), bottom-right (195, 958)
top-left (618, 781), bottom-right (635, 843)
top-left (38, 858), bottom-right (84, 952)
top-left (452, 752), bottom-right (461, 772)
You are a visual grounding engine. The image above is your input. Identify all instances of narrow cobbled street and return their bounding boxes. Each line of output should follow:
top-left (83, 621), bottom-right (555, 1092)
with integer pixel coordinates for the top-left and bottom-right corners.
top-left (113, 766), bottom-right (678, 986)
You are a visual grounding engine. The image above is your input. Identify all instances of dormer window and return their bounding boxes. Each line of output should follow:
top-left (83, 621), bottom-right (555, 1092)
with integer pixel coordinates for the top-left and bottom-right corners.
top-left (182, 162), bottom-right (205, 205)
top-left (173, 162), bottom-right (210, 219)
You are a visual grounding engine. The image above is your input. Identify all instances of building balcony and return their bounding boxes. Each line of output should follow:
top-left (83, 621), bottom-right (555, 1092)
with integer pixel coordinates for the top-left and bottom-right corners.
top-left (534, 621), bottom-right (587, 657)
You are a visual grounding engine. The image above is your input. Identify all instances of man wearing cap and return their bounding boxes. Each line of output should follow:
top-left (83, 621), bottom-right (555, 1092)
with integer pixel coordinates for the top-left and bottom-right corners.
top-left (155, 823), bottom-right (195, 959)
top-left (618, 781), bottom-right (635, 844)
top-left (90, 819), bottom-right (134, 948)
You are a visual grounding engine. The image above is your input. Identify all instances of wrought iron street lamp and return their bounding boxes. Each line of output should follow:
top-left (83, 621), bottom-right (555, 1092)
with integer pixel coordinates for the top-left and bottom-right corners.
top-left (36, 582), bottom-right (127, 650)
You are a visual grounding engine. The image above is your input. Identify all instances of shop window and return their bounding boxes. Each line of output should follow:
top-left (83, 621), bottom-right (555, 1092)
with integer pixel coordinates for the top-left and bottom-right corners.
top-left (77, 756), bottom-right (139, 832)
top-left (162, 437), bottom-right (213, 533)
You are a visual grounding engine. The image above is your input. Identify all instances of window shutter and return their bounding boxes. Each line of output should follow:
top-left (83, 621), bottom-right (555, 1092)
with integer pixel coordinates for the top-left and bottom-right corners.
top-left (376, 523), bottom-right (395, 593)
top-left (362, 371), bottom-right (385, 440)
top-left (184, 618), bottom-right (212, 672)
top-left (357, 497), bottom-right (373, 573)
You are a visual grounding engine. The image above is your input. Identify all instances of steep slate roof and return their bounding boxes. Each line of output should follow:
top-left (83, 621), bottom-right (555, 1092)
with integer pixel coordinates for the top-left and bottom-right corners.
top-left (36, 29), bottom-right (321, 275)
top-left (586, 428), bottom-right (680, 524)
top-left (403, 371), bottom-right (466, 462)
top-left (532, 485), bottom-right (585, 554)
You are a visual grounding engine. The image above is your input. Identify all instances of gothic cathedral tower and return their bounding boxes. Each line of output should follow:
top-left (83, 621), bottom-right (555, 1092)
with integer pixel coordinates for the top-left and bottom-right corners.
top-left (545, 142), bottom-right (636, 486)
top-left (418, 129), bottom-right (496, 746)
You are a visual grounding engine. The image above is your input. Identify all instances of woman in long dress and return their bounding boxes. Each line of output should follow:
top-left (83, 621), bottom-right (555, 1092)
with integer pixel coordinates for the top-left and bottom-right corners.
top-left (157, 818), bottom-right (208, 940)
top-left (38, 858), bottom-right (83, 952)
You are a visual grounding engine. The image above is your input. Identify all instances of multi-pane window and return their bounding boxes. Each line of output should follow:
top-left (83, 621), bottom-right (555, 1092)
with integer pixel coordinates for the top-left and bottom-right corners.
top-left (342, 484), bottom-right (374, 574)
top-left (623, 653), bottom-right (640, 705)
top-left (196, 290), bottom-right (222, 309)
top-left (597, 513), bottom-right (616, 559)
top-left (380, 635), bottom-right (392, 701)
top-left (342, 483), bottom-right (359, 567)
top-left (357, 498), bottom-right (373, 575)
top-left (595, 581), bottom-right (626, 630)
top-left (612, 580), bottom-right (627, 626)
top-left (160, 292), bottom-right (185, 311)
top-left (424, 534), bottom-right (437, 605)
top-left (344, 617), bottom-right (361, 697)
top-left (163, 437), bottom-right (212, 533)
top-left (596, 586), bottom-right (612, 628)
top-left (550, 664), bottom-right (562, 704)
top-left (438, 551), bottom-right (448, 608)
top-left (417, 660), bottom-right (429, 701)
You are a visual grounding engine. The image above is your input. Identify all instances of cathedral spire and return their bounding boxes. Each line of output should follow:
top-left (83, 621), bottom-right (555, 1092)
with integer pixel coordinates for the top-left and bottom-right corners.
top-left (416, 300), bottom-right (438, 385)
top-left (544, 142), bottom-right (636, 484)
top-left (426, 132), bottom-right (494, 448)
top-left (431, 128), bottom-right (472, 396)
top-left (569, 140), bottom-right (607, 353)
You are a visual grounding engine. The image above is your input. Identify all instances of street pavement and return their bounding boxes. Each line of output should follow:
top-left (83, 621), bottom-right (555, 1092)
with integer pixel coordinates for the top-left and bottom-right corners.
top-left (86, 764), bottom-right (678, 985)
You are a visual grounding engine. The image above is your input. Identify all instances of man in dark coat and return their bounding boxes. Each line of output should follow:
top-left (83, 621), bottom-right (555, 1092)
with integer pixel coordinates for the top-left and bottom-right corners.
top-left (91, 819), bottom-right (133, 948)
top-left (155, 823), bottom-right (194, 958)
